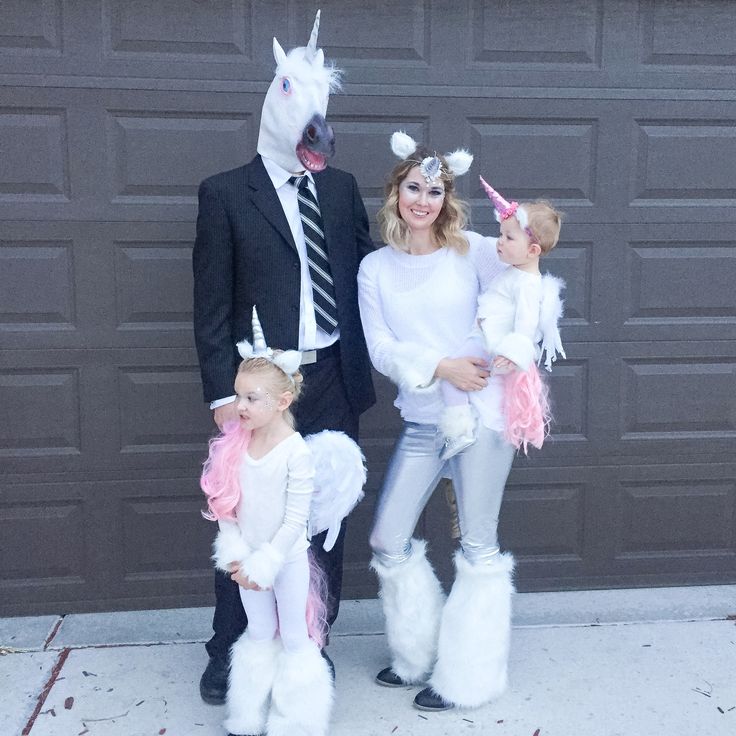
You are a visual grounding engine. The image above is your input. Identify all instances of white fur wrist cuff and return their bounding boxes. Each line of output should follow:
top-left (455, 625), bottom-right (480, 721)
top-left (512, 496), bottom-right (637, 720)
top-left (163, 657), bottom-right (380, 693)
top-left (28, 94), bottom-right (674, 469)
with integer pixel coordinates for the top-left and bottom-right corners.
top-left (494, 332), bottom-right (535, 371)
top-left (239, 543), bottom-right (285, 589)
top-left (212, 526), bottom-right (251, 573)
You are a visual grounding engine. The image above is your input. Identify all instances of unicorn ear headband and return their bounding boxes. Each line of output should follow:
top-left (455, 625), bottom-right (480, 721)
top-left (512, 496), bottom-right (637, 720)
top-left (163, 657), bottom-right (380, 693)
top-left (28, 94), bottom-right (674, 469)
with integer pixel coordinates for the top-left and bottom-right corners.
top-left (478, 175), bottom-right (535, 240)
top-left (390, 131), bottom-right (473, 184)
top-left (236, 307), bottom-right (302, 379)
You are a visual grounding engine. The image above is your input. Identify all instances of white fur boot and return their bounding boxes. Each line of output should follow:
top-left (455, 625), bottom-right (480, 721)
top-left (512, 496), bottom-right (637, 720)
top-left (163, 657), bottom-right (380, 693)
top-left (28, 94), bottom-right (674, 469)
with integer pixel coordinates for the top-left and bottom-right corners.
top-left (439, 404), bottom-right (477, 460)
top-left (267, 641), bottom-right (334, 736)
top-left (370, 538), bottom-right (446, 683)
top-left (224, 634), bottom-right (280, 736)
top-left (429, 551), bottom-right (514, 707)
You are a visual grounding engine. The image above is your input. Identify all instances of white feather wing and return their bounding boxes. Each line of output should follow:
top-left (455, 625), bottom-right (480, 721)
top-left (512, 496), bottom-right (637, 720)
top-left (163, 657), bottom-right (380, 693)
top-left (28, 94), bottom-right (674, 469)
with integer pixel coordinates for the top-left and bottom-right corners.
top-left (537, 274), bottom-right (566, 371)
top-left (305, 430), bottom-right (367, 551)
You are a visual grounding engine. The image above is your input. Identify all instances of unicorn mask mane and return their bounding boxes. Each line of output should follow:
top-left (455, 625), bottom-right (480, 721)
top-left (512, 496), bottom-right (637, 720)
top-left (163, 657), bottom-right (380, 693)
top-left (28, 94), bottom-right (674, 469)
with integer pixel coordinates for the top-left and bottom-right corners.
top-left (257, 10), bottom-right (341, 173)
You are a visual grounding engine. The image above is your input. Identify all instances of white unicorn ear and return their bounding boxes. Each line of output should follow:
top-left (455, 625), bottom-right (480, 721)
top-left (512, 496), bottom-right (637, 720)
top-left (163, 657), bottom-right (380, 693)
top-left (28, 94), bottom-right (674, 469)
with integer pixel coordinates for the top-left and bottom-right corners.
top-left (236, 339), bottom-right (255, 360)
top-left (273, 350), bottom-right (302, 376)
top-left (390, 131), bottom-right (418, 159)
top-left (445, 149), bottom-right (473, 177)
top-left (273, 37), bottom-right (287, 66)
top-left (313, 48), bottom-right (324, 67)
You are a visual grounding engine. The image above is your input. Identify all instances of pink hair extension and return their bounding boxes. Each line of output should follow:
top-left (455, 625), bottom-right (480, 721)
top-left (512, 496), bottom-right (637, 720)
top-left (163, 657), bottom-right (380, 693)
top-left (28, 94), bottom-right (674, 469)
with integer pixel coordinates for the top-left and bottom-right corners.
top-left (200, 420), bottom-right (251, 521)
top-left (305, 549), bottom-right (329, 647)
top-left (503, 363), bottom-right (551, 454)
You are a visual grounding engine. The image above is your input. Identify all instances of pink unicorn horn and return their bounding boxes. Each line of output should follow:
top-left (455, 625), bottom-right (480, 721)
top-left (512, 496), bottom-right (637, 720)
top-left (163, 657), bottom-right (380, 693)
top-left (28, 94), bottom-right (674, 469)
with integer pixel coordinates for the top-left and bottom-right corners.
top-left (479, 175), bottom-right (518, 221)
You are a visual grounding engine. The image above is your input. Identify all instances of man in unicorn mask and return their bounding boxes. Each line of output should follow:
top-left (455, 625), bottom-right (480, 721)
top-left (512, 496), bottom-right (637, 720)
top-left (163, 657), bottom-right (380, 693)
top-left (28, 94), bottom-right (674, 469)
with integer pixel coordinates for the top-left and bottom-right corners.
top-left (193, 11), bottom-right (375, 708)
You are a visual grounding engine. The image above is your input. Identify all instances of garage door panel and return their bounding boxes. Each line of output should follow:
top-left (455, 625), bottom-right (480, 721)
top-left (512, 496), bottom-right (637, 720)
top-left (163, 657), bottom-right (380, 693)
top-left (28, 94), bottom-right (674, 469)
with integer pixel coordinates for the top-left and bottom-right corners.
top-left (620, 356), bottom-right (736, 441)
top-left (622, 237), bottom-right (736, 340)
top-left (2, 0), bottom-right (735, 614)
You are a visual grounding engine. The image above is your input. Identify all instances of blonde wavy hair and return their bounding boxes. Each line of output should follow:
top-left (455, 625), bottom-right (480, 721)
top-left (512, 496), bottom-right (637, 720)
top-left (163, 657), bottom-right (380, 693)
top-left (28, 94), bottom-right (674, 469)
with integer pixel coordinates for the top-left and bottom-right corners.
top-left (237, 354), bottom-right (303, 429)
top-left (378, 146), bottom-right (470, 254)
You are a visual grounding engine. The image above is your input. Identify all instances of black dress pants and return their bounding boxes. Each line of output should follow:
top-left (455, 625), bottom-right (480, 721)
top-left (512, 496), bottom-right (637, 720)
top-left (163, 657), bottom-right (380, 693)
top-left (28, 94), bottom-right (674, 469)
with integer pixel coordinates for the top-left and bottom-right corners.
top-left (205, 352), bottom-right (359, 659)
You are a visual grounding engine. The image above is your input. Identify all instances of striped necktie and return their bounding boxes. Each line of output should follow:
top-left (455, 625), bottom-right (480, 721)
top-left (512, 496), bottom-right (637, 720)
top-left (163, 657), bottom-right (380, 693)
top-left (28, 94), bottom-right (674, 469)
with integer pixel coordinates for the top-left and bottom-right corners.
top-left (289, 175), bottom-right (338, 334)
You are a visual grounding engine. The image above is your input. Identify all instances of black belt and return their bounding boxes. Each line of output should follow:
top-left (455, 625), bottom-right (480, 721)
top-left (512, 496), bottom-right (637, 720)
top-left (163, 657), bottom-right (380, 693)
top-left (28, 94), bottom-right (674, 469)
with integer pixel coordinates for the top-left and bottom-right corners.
top-left (300, 341), bottom-right (340, 366)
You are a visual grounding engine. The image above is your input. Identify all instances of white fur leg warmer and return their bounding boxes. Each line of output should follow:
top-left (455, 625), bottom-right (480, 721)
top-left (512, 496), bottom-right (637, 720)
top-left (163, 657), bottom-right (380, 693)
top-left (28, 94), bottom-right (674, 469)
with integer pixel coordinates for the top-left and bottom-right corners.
top-left (223, 634), bottom-right (280, 736)
top-left (267, 642), bottom-right (334, 736)
top-left (429, 551), bottom-right (514, 708)
top-left (370, 539), bottom-right (446, 683)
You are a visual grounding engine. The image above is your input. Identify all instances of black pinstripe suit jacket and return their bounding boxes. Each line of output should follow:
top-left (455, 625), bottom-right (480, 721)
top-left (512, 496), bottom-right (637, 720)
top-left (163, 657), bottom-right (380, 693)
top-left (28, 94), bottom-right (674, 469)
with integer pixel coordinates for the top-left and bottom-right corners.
top-left (192, 154), bottom-right (376, 415)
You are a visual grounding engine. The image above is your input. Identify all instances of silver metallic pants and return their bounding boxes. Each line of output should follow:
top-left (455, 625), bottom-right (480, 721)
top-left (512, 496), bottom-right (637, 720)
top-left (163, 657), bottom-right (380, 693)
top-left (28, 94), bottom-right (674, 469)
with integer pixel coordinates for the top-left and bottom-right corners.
top-left (370, 422), bottom-right (515, 566)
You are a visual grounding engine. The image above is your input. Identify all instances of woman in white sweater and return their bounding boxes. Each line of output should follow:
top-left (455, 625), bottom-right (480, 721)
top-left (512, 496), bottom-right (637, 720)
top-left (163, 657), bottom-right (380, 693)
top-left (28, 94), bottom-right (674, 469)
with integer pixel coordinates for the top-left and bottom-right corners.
top-left (357, 132), bottom-right (515, 712)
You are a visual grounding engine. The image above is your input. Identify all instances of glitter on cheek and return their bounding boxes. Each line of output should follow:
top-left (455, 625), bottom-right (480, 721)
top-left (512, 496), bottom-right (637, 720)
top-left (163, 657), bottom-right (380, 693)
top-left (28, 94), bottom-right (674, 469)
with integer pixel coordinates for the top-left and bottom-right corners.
top-left (250, 385), bottom-right (277, 412)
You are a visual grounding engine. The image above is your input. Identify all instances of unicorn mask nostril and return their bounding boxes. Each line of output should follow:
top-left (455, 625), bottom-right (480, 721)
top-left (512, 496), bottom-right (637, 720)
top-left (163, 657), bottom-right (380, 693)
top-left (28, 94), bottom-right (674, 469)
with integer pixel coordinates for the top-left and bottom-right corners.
top-left (300, 114), bottom-right (335, 157)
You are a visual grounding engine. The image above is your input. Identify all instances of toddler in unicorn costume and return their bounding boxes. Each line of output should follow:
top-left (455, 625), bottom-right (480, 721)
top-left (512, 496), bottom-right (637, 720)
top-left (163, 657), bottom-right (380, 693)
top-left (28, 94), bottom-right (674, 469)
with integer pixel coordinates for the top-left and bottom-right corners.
top-left (201, 309), bottom-right (365, 736)
top-left (438, 178), bottom-right (566, 459)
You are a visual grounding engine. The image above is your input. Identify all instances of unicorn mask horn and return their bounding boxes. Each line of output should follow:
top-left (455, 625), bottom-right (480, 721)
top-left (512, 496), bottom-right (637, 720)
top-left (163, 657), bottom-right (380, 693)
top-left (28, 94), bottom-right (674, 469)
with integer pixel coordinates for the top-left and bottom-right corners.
top-left (257, 10), bottom-right (342, 173)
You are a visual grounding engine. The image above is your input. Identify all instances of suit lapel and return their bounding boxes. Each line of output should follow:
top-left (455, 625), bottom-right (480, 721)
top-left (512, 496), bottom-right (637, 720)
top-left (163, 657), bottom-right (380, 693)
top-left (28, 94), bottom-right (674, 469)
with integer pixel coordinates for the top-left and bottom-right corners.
top-left (248, 156), bottom-right (298, 254)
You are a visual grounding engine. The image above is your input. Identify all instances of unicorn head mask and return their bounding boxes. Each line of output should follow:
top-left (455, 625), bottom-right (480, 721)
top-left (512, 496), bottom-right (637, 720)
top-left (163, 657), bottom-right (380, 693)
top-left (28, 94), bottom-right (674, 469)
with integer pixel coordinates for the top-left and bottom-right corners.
top-left (257, 10), bottom-right (341, 173)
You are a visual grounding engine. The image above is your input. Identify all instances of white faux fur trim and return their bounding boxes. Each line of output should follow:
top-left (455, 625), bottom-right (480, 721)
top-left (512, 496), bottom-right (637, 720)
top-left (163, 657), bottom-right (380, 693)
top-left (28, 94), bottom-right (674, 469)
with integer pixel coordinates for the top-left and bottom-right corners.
top-left (385, 341), bottom-right (443, 392)
top-left (238, 542), bottom-right (284, 590)
top-left (494, 332), bottom-right (536, 371)
top-left (371, 539), bottom-right (446, 683)
top-left (212, 521), bottom-right (250, 573)
top-left (267, 642), bottom-right (334, 736)
top-left (445, 149), bottom-right (473, 177)
top-left (439, 404), bottom-right (476, 440)
top-left (391, 131), bottom-right (418, 159)
top-left (224, 634), bottom-right (281, 735)
top-left (429, 551), bottom-right (515, 707)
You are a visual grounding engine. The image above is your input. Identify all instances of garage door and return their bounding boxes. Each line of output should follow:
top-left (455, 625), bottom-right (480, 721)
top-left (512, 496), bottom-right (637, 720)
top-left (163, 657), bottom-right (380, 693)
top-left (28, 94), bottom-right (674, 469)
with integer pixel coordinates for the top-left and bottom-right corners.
top-left (1, 0), bottom-right (734, 615)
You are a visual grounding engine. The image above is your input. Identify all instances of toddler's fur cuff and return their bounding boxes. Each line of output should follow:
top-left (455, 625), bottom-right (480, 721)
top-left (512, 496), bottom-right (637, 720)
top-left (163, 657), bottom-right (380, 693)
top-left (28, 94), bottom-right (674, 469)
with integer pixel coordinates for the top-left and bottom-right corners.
top-left (239, 543), bottom-right (285, 589)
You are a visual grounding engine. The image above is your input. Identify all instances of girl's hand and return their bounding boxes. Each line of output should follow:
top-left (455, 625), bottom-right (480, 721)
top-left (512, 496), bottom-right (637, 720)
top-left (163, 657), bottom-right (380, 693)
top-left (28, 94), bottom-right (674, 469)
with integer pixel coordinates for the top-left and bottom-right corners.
top-left (492, 356), bottom-right (516, 374)
top-left (228, 563), bottom-right (265, 591)
top-left (436, 357), bottom-right (490, 391)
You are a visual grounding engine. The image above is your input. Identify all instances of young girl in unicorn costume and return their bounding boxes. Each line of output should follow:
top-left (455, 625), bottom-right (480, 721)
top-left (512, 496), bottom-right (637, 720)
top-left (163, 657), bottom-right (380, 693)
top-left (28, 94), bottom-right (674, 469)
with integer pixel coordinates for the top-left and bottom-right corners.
top-left (201, 308), bottom-right (365, 736)
top-left (438, 179), bottom-right (566, 459)
top-left (359, 132), bottom-right (523, 712)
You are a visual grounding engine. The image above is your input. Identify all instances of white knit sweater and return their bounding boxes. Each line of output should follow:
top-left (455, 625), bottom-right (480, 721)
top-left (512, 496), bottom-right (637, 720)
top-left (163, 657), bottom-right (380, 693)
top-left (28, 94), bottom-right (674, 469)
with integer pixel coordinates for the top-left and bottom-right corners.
top-left (358, 230), bottom-right (507, 425)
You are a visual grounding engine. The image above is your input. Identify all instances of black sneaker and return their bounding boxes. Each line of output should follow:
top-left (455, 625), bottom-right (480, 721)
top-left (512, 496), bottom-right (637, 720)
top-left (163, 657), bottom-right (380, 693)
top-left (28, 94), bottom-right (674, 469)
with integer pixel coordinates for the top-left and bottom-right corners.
top-left (413, 687), bottom-right (454, 711)
top-left (200, 654), bottom-right (228, 705)
top-left (375, 667), bottom-right (410, 687)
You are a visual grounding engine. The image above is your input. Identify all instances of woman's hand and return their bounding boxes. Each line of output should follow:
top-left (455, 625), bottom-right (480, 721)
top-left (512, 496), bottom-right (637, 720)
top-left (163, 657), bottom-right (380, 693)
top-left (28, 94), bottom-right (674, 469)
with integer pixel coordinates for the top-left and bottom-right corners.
top-left (436, 357), bottom-right (490, 391)
top-left (228, 562), bottom-right (265, 591)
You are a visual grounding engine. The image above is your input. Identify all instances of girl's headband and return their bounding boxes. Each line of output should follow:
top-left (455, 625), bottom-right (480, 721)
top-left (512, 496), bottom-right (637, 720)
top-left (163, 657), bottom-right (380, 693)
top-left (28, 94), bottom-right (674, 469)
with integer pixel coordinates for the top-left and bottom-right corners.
top-left (390, 131), bottom-right (473, 184)
top-left (236, 307), bottom-right (302, 378)
top-left (479, 175), bottom-right (535, 240)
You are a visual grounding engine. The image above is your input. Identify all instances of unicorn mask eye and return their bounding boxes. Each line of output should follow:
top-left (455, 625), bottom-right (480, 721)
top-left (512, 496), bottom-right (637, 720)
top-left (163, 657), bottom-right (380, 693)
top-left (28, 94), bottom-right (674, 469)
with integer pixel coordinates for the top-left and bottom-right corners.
top-left (280, 77), bottom-right (292, 95)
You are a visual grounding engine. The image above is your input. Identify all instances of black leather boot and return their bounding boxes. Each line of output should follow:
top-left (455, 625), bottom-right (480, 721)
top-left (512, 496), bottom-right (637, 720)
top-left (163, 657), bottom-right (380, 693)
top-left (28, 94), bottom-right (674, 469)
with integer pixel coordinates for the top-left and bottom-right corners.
top-left (413, 686), bottom-right (454, 711)
top-left (200, 653), bottom-right (229, 705)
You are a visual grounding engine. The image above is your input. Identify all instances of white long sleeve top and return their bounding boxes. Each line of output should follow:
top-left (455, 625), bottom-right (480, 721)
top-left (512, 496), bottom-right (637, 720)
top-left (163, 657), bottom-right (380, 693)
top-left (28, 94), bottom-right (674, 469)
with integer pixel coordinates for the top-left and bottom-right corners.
top-left (477, 267), bottom-right (543, 370)
top-left (357, 231), bottom-right (506, 426)
top-left (236, 432), bottom-right (313, 561)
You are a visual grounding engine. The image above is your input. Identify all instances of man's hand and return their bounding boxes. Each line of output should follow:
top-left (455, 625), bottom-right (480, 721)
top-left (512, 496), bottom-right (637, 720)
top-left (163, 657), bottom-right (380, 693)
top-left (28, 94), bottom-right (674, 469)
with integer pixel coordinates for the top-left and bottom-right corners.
top-left (213, 401), bottom-right (239, 430)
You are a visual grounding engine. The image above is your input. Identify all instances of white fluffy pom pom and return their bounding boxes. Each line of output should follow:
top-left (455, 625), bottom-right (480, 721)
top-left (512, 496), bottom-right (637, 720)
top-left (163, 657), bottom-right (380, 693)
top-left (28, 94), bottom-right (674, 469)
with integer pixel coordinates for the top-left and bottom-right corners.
top-left (445, 148), bottom-right (473, 177)
top-left (390, 131), bottom-right (418, 160)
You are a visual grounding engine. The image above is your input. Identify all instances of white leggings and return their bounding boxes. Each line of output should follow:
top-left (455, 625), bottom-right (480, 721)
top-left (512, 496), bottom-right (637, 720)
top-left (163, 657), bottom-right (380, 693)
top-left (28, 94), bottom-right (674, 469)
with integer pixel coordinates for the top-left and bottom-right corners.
top-left (239, 551), bottom-right (311, 653)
